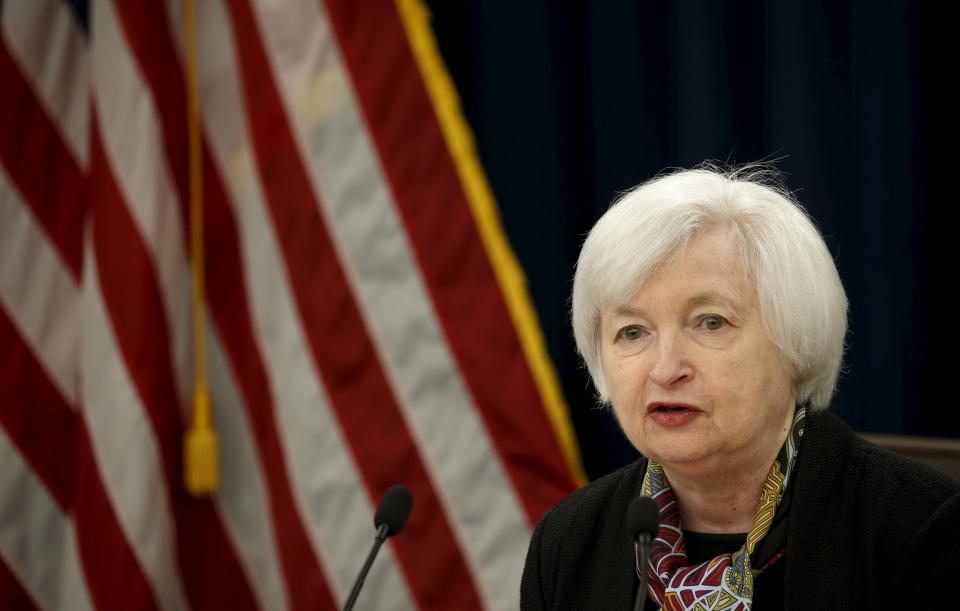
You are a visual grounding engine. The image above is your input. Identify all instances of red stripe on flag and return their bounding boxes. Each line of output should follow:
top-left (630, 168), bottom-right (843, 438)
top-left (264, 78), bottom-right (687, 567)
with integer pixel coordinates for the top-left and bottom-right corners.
top-left (0, 307), bottom-right (75, 510)
top-left (322, 0), bottom-right (577, 523)
top-left (202, 147), bottom-right (339, 611)
top-left (108, 2), bottom-right (339, 606)
top-left (0, 263), bottom-right (158, 610)
top-left (0, 39), bottom-right (85, 280)
top-left (0, 556), bottom-right (40, 611)
top-left (88, 122), bottom-right (258, 611)
top-left (224, 2), bottom-right (484, 607)
top-left (74, 420), bottom-right (161, 611)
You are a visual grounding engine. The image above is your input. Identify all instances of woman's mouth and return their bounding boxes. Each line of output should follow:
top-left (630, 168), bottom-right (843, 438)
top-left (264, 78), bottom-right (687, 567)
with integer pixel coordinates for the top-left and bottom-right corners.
top-left (646, 403), bottom-right (701, 427)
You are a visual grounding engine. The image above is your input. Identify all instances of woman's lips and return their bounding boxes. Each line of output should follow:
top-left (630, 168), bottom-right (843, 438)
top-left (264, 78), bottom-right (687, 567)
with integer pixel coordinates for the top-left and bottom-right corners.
top-left (646, 403), bottom-right (701, 427)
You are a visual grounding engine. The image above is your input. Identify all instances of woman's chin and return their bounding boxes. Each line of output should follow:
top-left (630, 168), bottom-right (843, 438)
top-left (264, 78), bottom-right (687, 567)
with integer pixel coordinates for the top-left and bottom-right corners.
top-left (631, 423), bottom-right (712, 465)
top-left (634, 433), bottom-right (715, 470)
top-left (646, 448), bottom-right (711, 469)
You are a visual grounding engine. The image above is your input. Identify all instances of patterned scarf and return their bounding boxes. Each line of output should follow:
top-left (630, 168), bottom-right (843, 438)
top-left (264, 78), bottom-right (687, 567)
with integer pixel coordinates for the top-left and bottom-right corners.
top-left (636, 407), bottom-right (805, 610)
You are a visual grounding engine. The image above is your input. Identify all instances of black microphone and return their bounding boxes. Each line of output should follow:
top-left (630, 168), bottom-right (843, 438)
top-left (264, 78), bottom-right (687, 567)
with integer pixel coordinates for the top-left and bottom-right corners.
top-left (628, 495), bottom-right (659, 611)
top-left (342, 485), bottom-right (413, 611)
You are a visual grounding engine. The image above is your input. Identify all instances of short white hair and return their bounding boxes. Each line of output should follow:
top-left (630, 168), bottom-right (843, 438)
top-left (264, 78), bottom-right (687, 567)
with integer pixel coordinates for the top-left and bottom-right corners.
top-left (572, 164), bottom-right (848, 409)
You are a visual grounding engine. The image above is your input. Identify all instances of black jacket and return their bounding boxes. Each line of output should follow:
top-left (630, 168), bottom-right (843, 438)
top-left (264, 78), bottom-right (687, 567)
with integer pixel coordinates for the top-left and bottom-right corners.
top-left (520, 411), bottom-right (960, 609)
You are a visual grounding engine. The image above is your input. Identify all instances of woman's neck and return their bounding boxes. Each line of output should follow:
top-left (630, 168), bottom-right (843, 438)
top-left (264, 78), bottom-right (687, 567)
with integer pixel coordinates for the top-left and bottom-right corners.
top-left (662, 461), bottom-right (772, 533)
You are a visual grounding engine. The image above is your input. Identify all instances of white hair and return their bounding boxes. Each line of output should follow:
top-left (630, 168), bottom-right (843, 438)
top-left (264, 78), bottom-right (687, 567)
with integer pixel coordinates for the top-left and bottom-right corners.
top-left (572, 164), bottom-right (848, 409)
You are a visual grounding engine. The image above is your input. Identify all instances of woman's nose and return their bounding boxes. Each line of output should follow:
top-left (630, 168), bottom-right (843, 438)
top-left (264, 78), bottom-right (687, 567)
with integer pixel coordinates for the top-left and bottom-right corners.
top-left (648, 336), bottom-right (693, 388)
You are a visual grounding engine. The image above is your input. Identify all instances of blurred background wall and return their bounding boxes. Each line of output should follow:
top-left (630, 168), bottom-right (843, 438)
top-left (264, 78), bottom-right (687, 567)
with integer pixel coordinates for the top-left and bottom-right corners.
top-left (425, 0), bottom-right (954, 480)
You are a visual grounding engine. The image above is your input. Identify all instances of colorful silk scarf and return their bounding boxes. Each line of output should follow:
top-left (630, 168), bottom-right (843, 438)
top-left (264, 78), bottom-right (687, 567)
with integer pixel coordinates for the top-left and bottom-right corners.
top-left (636, 407), bottom-right (806, 610)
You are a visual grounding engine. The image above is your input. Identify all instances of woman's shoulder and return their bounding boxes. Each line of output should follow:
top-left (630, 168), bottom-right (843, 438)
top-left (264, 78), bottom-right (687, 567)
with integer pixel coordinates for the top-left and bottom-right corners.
top-left (795, 409), bottom-right (960, 606)
top-left (539, 458), bottom-right (647, 533)
top-left (522, 459), bottom-right (647, 610)
top-left (799, 411), bottom-right (959, 553)
top-left (803, 409), bottom-right (959, 503)
top-left (530, 458), bottom-right (647, 581)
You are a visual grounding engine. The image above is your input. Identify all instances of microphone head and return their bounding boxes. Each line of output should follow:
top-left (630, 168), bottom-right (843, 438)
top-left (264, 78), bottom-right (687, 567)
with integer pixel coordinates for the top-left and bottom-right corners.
top-left (374, 485), bottom-right (413, 537)
top-left (627, 495), bottom-right (660, 542)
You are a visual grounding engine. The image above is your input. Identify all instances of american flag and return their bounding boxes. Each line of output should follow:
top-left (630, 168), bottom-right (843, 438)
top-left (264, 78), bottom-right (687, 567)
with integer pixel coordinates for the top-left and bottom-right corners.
top-left (0, 1), bottom-right (584, 609)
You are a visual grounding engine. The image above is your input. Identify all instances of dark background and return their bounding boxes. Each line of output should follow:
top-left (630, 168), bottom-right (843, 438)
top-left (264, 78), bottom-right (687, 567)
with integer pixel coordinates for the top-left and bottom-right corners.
top-left (425, 0), bottom-right (955, 480)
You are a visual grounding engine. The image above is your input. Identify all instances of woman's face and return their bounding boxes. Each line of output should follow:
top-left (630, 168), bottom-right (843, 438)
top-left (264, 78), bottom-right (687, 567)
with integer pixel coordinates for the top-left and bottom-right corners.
top-left (600, 231), bottom-right (796, 479)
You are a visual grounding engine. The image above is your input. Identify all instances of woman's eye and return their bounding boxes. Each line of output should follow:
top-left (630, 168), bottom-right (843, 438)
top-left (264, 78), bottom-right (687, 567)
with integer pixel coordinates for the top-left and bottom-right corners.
top-left (698, 314), bottom-right (727, 331)
top-left (617, 325), bottom-right (646, 342)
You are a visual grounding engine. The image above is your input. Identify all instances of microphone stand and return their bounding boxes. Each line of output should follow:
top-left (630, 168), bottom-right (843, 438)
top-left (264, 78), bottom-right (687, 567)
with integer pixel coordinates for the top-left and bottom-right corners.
top-left (342, 523), bottom-right (390, 611)
top-left (633, 532), bottom-right (652, 611)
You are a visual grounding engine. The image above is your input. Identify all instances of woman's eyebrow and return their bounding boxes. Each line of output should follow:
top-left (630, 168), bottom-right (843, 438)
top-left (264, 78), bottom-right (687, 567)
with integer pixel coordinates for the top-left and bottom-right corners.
top-left (610, 291), bottom-right (742, 317)
top-left (611, 304), bottom-right (643, 317)
top-left (685, 290), bottom-right (743, 314)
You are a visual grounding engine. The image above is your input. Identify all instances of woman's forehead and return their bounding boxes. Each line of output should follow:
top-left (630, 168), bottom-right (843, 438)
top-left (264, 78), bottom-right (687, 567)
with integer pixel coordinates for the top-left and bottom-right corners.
top-left (613, 234), bottom-right (755, 311)
top-left (611, 289), bottom-right (745, 316)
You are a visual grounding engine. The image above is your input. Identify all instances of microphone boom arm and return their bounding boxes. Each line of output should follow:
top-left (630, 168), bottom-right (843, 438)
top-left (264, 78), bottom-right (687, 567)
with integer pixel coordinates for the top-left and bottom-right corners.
top-left (342, 523), bottom-right (390, 611)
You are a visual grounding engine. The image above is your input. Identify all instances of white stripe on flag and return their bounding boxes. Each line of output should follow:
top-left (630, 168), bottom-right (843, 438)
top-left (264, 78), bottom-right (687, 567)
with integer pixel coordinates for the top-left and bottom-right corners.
top-left (195, 2), bottom-right (417, 605)
top-left (0, 166), bottom-right (79, 405)
top-left (1, 0), bottom-right (89, 169)
top-left (81, 240), bottom-right (189, 611)
top-left (193, 2), bottom-right (414, 609)
top-left (252, 1), bottom-right (530, 608)
top-left (0, 427), bottom-right (94, 611)
top-left (206, 323), bottom-right (290, 611)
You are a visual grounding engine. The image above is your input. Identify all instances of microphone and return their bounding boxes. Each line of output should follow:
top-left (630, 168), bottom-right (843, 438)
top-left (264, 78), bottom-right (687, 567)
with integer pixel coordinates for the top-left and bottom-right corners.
top-left (374, 485), bottom-right (413, 537)
top-left (342, 485), bottom-right (413, 611)
top-left (628, 495), bottom-right (659, 611)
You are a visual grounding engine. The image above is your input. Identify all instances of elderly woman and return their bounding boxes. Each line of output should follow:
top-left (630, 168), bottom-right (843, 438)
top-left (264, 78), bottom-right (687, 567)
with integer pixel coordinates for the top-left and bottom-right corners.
top-left (521, 166), bottom-right (960, 609)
